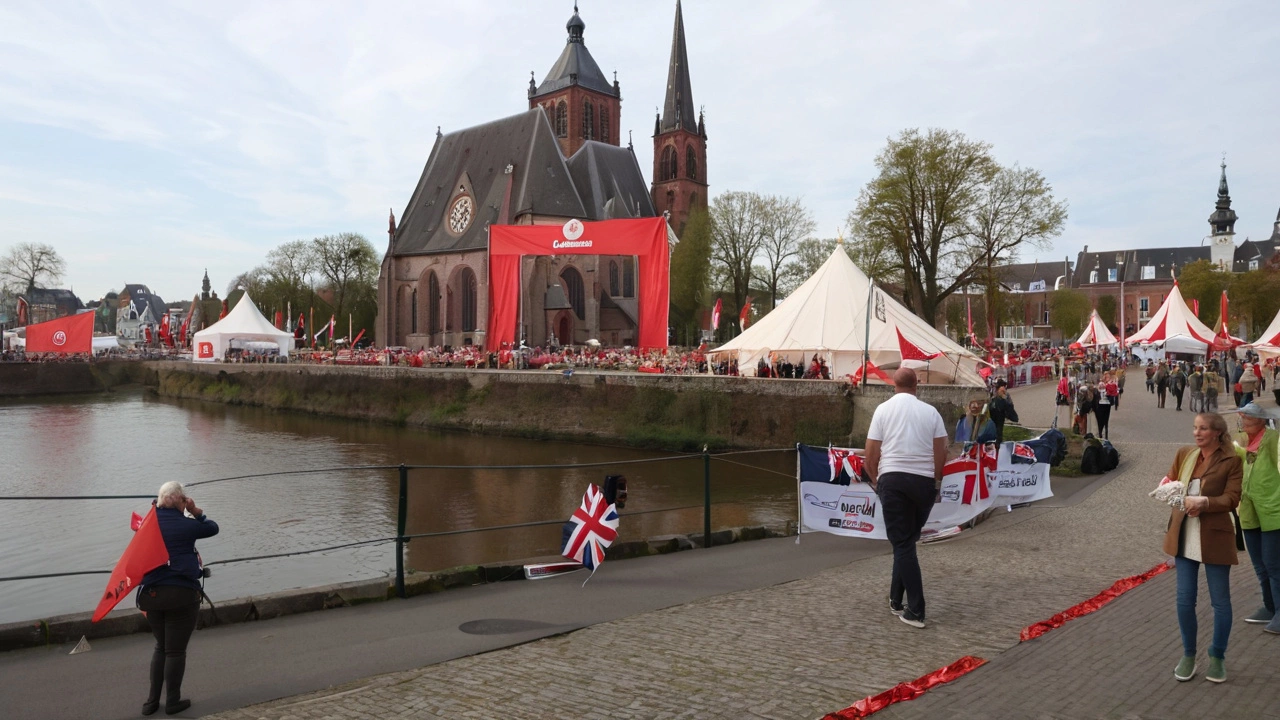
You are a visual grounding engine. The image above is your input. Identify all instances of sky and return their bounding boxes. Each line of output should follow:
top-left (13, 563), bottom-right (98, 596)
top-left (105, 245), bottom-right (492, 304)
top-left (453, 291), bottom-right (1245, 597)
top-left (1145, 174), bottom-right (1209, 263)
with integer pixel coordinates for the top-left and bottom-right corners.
top-left (2, 0), bottom-right (1278, 304)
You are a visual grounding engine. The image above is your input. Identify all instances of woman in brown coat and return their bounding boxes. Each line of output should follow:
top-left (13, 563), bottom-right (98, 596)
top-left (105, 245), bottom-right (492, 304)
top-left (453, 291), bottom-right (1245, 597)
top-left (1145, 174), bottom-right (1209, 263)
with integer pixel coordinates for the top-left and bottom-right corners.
top-left (1163, 412), bottom-right (1242, 683)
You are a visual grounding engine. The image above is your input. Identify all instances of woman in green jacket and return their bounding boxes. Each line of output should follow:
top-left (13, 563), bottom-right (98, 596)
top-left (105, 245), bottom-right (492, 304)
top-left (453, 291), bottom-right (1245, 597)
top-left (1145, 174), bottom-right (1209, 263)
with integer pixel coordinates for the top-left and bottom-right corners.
top-left (1235, 403), bottom-right (1280, 635)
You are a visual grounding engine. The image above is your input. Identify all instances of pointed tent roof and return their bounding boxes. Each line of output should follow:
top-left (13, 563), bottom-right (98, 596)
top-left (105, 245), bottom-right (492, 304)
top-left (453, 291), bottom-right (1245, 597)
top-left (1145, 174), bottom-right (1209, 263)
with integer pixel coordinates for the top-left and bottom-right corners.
top-left (708, 247), bottom-right (984, 385)
top-left (1124, 282), bottom-right (1215, 350)
top-left (1075, 310), bottom-right (1118, 347)
top-left (191, 292), bottom-right (294, 362)
top-left (659, 0), bottom-right (698, 135)
top-left (1250, 306), bottom-right (1280, 349)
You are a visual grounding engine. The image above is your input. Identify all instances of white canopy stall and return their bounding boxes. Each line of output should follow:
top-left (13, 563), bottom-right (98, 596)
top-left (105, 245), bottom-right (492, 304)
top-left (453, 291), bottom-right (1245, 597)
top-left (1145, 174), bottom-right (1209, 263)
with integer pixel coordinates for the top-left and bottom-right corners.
top-left (707, 247), bottom-right (984, 385)
top-left (191, 292), bottom-right (293, 362)
top-left (1250, 307), bottom-right (1280, 360)
top-left (1124, 282), bottom-right (1215, 358)
top-left (1075, 310), bottom-right (1119, 348)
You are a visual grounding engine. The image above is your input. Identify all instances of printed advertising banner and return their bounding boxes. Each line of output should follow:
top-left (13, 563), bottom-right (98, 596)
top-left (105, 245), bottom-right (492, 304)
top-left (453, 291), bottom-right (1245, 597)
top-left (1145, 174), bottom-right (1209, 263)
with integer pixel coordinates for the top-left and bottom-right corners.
top-left (797, 443), bottom-right (1051, 541)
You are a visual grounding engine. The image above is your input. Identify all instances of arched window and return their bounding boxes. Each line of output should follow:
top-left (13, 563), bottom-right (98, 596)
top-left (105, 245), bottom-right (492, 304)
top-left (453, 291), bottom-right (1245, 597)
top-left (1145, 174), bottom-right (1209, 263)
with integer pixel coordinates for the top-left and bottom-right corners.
top-left (561, 266), bottom-right (585, 319)
top-left (427, 272), bottom-right (441, 335)
top-left (411, 288), bottom-right (418, 334)
top-left (555, 101), bottom-right (567, 138)
top-left (686, 146), bottom-right (697, 180)
top-left (582, 99), bottom-right (594, 140)
top-left (461, 267), bottom-right (478, 332)
top-left (689, 192), bottom-right (698, 209)
top-left (660, 146), bottom-right (678, 181)
top-left (608, 261), bottom-right (620, 296)
top-left (622, 258), bottom-right (635, 298)
top-left (599, 105), bottom-right (609, 143)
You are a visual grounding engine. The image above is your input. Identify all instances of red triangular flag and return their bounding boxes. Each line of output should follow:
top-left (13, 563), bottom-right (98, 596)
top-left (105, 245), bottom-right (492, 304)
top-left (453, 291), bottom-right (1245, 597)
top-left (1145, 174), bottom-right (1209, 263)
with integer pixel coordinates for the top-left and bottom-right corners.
top-left (93, 506), bottom-right (169, 622)
top-left (896, 327), bottom-right (941, 361)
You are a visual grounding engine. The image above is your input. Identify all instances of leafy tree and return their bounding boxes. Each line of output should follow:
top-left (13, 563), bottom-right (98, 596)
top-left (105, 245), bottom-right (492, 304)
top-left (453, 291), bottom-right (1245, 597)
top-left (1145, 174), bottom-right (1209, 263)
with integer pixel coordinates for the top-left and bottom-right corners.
top-left (312, 233), bottom-right (378, 333)
top-left (1096, 294), bottom-right (1118, 330)
top-left (756, 195), bottom-right (815, 310)
top-left (781, 237), bottom-right (847, 294)
top-left (1176, 260), bottom-right (1231, 326)
top-left (970, 165), bottom-right (1067, 338)
top-left (1229, 269), bottom-right (1280, 337)
top-left (709, 191), bottom-right (767, 332)
top-left (1049, 288), bottom-right (1091, 338)
top-left (668, 205), bottom-right (712, 344)
top-left (0, 242), bottom-right (66, 293)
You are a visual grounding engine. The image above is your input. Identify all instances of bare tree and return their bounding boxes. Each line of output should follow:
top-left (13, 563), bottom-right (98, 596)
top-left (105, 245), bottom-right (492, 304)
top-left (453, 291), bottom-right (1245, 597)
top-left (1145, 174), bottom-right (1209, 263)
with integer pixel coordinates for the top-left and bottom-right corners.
top-left (969, 165), bottom-right (1067, 339)
top-left (757, 196), bottom-right (816, 310)
top-left (0, 242), bottom-right (66, 293)
top-left (312, 233), bottom-right (378, 330)
top-left (709, 191), bottom-right (767, 330)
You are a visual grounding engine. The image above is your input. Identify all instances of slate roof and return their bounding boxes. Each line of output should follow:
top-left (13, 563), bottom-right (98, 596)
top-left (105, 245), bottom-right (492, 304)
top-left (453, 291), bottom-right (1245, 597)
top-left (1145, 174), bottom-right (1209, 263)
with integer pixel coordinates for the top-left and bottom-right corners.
top-left (565, 141), bottom-right (656, 220)
top-left (1073, 247), bottom-right (1210, 286)
top-left (531, 10), bottom-right (617, 98)
top-left (659, 0), bottom-right (698, 135)
top-left (18, 288), bottom-right (83, 310)
top-left (392, 109), bottom-right (656, 257)
top-left (121, 284), bottom-right (166, 320)
top-left (996, 261), bottom-right (1073, 292)
top-left (392, 110), bottom-right (586, 256)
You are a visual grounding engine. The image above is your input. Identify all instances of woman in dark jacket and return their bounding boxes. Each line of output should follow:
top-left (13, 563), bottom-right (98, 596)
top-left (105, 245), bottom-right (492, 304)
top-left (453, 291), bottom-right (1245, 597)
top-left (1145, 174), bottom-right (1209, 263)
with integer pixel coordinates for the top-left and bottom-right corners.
top-left (1163, 413), bottom-right (1242, 684)
top-left (137, 481), bottom-right (219, 715)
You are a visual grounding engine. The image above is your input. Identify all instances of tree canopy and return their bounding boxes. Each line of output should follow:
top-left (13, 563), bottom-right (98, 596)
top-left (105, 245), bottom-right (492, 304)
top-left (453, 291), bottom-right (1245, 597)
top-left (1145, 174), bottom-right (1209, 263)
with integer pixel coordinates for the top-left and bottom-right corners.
top-left (1049, 288), bottom-right (1091, 338)
top-left (0, 242), bottom-right (66, 294)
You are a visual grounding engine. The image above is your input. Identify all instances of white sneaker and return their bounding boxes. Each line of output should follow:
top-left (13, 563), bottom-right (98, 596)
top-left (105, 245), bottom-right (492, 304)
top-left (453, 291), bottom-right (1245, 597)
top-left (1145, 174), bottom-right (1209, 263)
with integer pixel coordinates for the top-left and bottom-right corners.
top-left (900, 611), bottom-right (926, 629)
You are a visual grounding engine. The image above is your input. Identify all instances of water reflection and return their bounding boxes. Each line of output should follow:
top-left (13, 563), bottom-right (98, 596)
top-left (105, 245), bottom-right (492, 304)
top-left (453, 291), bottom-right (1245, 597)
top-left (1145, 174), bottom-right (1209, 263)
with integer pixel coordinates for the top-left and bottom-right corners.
top-left (0, 391), bottom-right (795, 624)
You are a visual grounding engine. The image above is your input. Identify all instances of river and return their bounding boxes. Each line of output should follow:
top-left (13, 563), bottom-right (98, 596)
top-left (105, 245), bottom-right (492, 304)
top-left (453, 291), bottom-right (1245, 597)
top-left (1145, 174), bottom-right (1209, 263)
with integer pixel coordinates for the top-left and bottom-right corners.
top-left (0, 390), bottom-right (796, 624)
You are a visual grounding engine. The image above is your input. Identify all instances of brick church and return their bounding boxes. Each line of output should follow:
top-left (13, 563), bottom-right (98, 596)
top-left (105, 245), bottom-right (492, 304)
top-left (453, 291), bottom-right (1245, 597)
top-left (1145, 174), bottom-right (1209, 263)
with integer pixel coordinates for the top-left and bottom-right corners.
top-left (376, 2), bottom-right (707, 350)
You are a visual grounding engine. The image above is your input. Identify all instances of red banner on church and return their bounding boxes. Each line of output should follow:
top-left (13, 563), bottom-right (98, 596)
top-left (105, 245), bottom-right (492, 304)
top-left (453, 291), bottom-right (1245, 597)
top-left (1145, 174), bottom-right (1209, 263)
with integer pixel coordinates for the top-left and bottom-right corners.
top-left (487, 218), bottom-right (670, 351)
top-left (25, 312), bottom-right (94, 353)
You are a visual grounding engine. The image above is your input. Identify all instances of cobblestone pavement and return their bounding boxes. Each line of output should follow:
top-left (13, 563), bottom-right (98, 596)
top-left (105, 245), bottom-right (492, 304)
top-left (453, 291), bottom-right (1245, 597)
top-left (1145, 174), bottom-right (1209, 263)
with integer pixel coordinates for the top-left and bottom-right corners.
top-left (208, 379), bottom-right (1273, 720)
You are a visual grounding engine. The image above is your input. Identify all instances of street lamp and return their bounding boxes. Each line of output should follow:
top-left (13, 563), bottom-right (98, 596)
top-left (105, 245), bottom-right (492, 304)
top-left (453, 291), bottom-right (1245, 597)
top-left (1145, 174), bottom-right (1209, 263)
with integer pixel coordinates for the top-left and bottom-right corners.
top-left (1117, 254), bottom-right (1126, 358)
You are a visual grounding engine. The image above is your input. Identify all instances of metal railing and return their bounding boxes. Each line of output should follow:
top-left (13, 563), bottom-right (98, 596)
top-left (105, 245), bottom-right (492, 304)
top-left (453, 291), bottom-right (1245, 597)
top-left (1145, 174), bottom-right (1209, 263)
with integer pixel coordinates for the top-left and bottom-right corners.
top-left (0, 449), bottom-right (795, 598)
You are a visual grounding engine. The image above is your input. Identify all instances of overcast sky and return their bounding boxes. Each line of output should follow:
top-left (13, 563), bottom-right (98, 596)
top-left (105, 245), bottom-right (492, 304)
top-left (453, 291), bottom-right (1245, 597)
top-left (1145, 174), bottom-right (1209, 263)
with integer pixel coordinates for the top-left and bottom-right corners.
top-left (2, 0), bottom-right (1278, 304)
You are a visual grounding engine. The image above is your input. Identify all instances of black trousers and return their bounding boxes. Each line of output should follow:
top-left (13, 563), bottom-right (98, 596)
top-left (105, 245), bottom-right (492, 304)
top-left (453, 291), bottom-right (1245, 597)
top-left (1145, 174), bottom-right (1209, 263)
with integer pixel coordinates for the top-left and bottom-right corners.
top-left (1094, 405), bottom-right (1111, 439)
top-left (879, 472), bottom-right (935, 619)
top-left (139, 586), bottom-right (200, 705)
top-left (1172, 388), bottom-right (1184, 410)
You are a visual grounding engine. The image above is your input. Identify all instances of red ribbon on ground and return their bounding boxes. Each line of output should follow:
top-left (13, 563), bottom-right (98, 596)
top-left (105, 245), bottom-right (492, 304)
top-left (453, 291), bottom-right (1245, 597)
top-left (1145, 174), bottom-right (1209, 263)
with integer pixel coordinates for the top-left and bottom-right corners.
top-left (1019, 561), bottom-right (1171, 642)
top-left (823, 655), bottom-right (988, 719)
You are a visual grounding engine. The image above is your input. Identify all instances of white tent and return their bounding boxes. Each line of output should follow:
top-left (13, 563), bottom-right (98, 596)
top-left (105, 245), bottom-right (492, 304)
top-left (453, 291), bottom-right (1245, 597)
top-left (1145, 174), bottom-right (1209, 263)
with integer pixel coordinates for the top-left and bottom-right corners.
top-left (1124, 282), bottom-right (1215, 356)
top-left (191, 292), bottom-right (293, 362)
top-left (1075, 310), bottom-right (1118, 348)
top-left (707, 247), bottom-right (985, 385)
top-left (1250, 307), bottom-right (1280, 360)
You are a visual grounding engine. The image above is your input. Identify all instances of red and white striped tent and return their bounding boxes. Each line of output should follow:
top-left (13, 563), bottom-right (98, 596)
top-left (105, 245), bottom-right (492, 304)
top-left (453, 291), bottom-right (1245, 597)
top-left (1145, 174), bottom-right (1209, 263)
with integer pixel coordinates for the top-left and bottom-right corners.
top-left (1251, 308), bottom-right (1280, 359)
top-left (1124, 282), bottom-right (1215, 356)
top-left (1075, 310), bottom-right (1118, 348)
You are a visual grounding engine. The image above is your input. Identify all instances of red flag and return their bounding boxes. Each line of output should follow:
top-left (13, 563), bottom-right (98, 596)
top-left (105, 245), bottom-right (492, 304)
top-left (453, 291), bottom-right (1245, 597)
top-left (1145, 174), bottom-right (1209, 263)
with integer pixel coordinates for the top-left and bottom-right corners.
top-left (711, 298), bottom-right (722, 331)
top-left (25, 312), bottom-right (93, 353)
top-left (144, 325), bottom-right (153, 345)
top-left (896, 327), bottom-right (941, 361)
top-left (16, 296), bottom-right (29, 326)
top-left (294, 313), bottom-right (306, 339)
top-left (178, 314), bottom-right (190, 347)
top-left (159, 314), bottom-right (171, 345)
top-left (93, 506), bottom-right (169, 622)
top-left (739, 297), bottom-right (753, 329)
top-left (219, 300), bottom-right (228, 320)
top-left (274, 311), bottom-right (283, 329)
top-left (351, 328), bottom-right (365, 347)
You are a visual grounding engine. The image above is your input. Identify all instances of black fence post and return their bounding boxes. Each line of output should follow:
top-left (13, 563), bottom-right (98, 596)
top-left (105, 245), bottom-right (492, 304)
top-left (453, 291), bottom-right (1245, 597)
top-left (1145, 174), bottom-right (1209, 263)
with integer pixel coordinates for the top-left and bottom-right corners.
top-left (703, 446), bottom-right (711, 549)
top-left (395, 464), bottom-right (408, 599)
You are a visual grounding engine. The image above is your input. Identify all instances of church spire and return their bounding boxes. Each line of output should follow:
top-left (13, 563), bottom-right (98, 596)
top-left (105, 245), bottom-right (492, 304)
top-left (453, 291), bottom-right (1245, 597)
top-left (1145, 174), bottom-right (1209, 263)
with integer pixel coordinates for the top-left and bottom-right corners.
top-left (1208, 159), bottom-right (1237, 270)
top-left (1217, 158), bottom-right (1230, 202)
top-left (660, 0), bottom-right (697, 134)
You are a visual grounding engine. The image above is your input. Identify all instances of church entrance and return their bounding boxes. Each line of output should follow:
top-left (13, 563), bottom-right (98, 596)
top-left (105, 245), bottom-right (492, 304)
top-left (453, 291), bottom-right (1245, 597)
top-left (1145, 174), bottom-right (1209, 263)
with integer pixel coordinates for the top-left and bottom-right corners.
top-left (558, 314), bottom-right (572, 346)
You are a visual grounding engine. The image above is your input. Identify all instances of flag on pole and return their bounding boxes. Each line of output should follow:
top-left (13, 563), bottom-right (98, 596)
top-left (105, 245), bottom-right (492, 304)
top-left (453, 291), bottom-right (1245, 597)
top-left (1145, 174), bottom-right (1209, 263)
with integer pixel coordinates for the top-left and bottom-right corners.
top-left (294, 313), bottom-right (306, 340)
top-left (562, 484), bottom-right (619, 575)
top-left (25, 312), bottom-right (94, 353)
top-left (313, 315), bottom-right (335, 342)
top-left (219, 300), bottom-right (228, 320)
top-left (93, 506), bottom-right (169, 622)
top-left (274, 311), bottom-right (283, 330)
top-left (159, 314), bottom-right (171, 346)
top-left (896, 327), bottom-right (941, 361)
top-left (711, 298), bottom-right (722, 331)
top-left (178, 314), bottom-right (190, 347)
top-left (739, 297), bottom-right (753, 329)
top-left (16, 296), bottom-right (29, 326)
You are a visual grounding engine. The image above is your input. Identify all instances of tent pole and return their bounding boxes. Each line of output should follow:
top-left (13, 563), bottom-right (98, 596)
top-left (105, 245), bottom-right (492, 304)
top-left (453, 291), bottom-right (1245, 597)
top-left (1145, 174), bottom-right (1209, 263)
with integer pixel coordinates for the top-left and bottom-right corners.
top-left (862, 279), bottom-right (873, 388)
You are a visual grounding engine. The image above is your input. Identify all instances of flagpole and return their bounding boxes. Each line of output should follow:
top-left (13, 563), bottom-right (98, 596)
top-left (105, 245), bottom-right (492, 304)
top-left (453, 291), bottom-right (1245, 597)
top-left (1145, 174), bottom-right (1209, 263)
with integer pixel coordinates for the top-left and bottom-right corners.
top-left (862, 276), bottom-right (873, 389)
top-left (310, 307), bottom-right (315, 350)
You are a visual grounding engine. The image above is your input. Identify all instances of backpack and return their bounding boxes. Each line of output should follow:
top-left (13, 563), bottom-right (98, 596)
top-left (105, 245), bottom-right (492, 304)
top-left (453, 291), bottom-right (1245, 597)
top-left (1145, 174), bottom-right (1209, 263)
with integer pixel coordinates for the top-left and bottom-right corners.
top-left (1100, 440), bottom-right (1120, 471)
top-left (1080, 434), bottom-right (1106, 475)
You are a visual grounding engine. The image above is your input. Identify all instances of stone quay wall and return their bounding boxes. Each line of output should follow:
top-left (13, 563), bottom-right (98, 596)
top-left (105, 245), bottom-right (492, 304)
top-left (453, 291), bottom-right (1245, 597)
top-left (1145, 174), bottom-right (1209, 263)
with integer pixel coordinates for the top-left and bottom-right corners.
top-left (0, 360), bottom-right (156, 397)
top-left (150, 362), bottom-right (979, 450)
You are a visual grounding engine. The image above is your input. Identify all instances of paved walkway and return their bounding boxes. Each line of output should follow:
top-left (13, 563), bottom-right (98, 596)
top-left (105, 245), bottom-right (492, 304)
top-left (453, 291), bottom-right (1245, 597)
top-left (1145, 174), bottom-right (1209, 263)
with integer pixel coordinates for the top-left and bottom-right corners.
top-left (11, 376), bottom-right (1280, 719)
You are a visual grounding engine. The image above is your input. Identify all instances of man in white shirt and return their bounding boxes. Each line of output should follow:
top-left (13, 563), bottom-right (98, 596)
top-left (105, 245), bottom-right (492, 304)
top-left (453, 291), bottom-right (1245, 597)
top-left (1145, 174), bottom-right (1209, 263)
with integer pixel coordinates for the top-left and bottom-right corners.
top-left (864, 367), bottom-right (948, 629)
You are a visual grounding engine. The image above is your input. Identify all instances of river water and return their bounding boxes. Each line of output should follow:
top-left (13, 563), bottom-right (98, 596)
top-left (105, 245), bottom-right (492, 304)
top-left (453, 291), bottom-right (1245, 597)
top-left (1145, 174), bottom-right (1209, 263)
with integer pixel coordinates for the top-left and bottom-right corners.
top-left (0, 390), bottom-right (796, 624)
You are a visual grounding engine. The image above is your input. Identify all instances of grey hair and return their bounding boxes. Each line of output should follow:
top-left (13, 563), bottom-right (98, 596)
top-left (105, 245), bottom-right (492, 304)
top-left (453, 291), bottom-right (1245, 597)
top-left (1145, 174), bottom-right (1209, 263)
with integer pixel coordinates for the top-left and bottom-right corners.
top-left (157, 481), bottom-right (186, 509)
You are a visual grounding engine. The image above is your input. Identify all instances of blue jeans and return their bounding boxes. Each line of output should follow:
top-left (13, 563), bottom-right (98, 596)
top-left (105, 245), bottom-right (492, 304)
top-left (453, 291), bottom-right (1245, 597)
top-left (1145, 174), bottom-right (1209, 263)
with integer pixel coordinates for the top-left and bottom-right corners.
top-left (1242, 528), bottom-right (1280, 613)
top-left (1175, 556), bottom-right (1232, 659)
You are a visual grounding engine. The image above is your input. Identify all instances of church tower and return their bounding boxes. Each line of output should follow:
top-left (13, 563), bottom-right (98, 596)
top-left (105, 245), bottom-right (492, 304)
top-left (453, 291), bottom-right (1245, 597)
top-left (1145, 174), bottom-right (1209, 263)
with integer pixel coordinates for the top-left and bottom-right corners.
top-left (528, 5), bottom-right (622, 157)
top-left (651, 0), bottom-right (707, 235)
top-left (1208, 160), bottom-right (1237, 271)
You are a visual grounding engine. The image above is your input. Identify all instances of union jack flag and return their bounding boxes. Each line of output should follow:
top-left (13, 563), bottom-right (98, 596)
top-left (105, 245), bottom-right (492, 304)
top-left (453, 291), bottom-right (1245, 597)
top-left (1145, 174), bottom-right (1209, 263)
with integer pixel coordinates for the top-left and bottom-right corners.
top-left (562, 484), bottom-right (619, 571)
top-left (828, 447), bottom-right (865, 483)
top-left (1011, 442), bottom-right (1038, 465)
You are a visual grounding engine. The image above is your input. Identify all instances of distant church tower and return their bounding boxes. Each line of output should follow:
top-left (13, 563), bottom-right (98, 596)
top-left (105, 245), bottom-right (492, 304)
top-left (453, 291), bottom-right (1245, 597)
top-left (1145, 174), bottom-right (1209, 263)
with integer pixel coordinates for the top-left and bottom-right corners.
top-left (528, 5), bottom-right (623, 157)
top-left (651, 0), bottom-right (707, 235)
top-left (1208, 160), bottom-right (1237, 271)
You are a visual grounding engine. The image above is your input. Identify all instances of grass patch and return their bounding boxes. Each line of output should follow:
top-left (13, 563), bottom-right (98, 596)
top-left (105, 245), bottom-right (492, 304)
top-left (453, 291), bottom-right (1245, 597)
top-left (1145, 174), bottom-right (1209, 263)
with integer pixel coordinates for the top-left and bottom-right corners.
top-left (623, 426), bottom-right (729, 452)
top-left (1003, 424), bottom-right (1038, 442)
